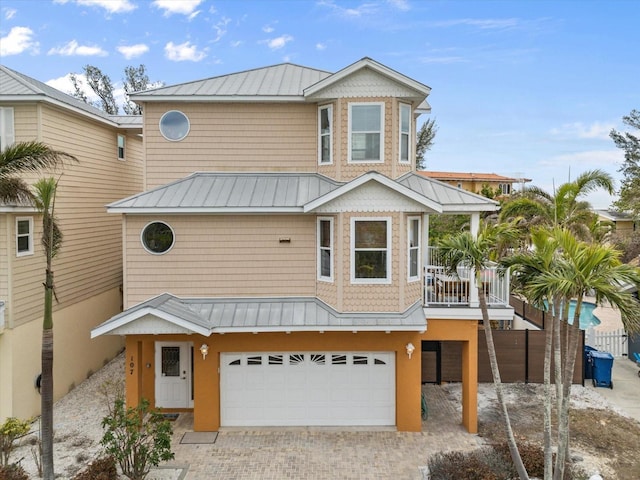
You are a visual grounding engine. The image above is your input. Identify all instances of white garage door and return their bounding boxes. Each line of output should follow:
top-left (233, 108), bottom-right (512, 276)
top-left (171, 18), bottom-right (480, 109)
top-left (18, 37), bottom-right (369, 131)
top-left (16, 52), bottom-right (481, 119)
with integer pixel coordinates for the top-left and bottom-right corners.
top-left (220, 352), bottom-right (395, 426)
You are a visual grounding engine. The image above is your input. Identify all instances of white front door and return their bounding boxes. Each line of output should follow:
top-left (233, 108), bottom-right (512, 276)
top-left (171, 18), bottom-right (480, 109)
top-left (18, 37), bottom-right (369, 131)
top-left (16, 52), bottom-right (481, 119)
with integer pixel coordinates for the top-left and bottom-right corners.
top-left (155, 342), bottom-right (192, 408)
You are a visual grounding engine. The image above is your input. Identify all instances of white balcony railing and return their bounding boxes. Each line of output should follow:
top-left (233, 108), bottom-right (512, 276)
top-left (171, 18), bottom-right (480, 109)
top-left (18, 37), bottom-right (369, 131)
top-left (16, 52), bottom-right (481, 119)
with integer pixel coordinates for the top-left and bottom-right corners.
top-left (424, 247), bottom-right (510, 307)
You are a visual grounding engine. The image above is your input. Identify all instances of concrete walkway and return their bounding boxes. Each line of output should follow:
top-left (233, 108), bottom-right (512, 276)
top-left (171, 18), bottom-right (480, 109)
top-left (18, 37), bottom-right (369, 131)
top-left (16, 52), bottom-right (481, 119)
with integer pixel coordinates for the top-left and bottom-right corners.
top-left (162, 385), bottom-right (483, 480)
top-left (586, 356), bottom-right (640, 423)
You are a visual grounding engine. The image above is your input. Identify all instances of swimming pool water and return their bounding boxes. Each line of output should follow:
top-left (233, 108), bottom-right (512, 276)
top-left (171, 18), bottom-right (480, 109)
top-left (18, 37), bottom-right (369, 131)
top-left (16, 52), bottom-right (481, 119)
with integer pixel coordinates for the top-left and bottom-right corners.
top-left (568, 300), bottom-right (601, 329)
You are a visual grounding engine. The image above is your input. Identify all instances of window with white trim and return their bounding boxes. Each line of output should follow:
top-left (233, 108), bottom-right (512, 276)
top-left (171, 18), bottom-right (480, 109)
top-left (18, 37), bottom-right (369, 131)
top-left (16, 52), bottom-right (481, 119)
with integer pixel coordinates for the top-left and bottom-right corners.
top-left (348, 103), bottom-right (384, 163)
top-left (318, 105), bottom-right (332, 164)
top-left (117, 134), bottom-right (125, 160)
top-left (317, 217), bottom-right (333, 281)
top-left (16, 217), bottom-right (33, 257)
top-left (407, 216), bottom-right (421, 281)
top-left (399, 103), bottom-right (411, 163)
top-left (0, 107), bottom-right (15, 152)
top-left (351, 217), bottom-right (391, 283)
top-left (498, 183), bottom-right (511, 195)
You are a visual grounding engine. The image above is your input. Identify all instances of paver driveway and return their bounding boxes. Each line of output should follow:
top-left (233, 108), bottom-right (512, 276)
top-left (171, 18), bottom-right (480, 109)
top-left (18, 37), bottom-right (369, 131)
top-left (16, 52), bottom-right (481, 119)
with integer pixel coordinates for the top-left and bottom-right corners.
top-left (166, 385), bottom-right (484, 480)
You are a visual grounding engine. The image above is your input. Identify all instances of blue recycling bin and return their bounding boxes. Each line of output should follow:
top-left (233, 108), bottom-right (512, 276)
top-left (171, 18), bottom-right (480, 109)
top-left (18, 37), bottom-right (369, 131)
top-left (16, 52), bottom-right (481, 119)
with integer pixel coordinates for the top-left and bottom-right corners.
top-left (591, 351), bottom-right (614, 389)
top-left (584, 345), bottom-right (597, 379)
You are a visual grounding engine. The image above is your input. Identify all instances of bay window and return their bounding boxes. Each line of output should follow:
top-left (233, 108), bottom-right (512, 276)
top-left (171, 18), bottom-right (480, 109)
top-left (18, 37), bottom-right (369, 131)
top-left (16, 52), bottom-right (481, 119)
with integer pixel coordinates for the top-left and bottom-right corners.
top-left (349, 103), bottom-right (384, 163)
top-left (318, 105), bottom-right (333, 164)
top-left (351, 217), bottom-right (391, 283)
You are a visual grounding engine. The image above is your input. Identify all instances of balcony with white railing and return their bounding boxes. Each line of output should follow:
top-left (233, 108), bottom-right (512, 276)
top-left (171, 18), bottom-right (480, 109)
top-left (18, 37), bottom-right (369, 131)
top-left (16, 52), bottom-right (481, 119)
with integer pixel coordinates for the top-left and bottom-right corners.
top-left (423, 247), bottom-right (510, 308)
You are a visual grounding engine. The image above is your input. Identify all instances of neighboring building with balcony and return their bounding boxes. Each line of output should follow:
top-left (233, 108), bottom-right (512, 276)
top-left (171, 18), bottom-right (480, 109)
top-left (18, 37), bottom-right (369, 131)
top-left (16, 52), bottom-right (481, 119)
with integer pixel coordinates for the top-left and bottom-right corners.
top-left (417, 171), bottom-right (530, 198)
top-left (91, 58), bottom-right (514, 433)
top-left (0, 65), bottom-right (143, 421)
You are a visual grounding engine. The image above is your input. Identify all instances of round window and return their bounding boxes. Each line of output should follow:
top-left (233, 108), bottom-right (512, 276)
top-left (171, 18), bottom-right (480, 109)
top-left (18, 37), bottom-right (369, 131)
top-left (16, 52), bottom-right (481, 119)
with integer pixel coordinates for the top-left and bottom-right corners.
top-left (159, 110), bottom-right (190, 141)
top-left (141, 222), bottom-right (175, 254)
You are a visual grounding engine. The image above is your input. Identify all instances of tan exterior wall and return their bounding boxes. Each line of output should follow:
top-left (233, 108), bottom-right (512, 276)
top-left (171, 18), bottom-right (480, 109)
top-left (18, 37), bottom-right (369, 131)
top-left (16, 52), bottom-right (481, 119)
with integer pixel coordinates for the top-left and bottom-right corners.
top-left (0, 287), bottom-right (124, 422)
top-left (3, 103), bottom-right (143, 328)
top-left (142, 103), bottom-right (318, 189)
top-left (125, 330), bottom-right (423, 432)
top-left (123, 215), bottom-right (317, 307)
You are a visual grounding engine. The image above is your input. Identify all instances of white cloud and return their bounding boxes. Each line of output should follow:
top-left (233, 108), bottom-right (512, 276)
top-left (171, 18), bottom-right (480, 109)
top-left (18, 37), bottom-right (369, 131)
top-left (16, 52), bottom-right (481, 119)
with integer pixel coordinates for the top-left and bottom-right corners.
top-left (429, 18), bottom-right (519, 30)
top-left (263, 25), bottom-right (274, 33)
top-left (164, 41), bottom-right (207, 61)
top-left (387, 0), bottom-right (410, 11)
top-left (230, 40), bottom-right (243, 48)
top-left (0, 26), bottom-right (39, 56)
top-left (46, 72), bottom-right (127, 112)
top-left (550, 122), bottom-right (615, 140)
top-left (54, 0), bottom-right (136, 14)
top-left (419, 56), bottom-right (467, 64)
top-left (539, 149), bottom-right (623, 168)
top-left (263, 34), bottom-right (293, 50)
top-left (213, 17), bottom-right (231, 42)
top-left (317, 0), bottom-right (379, 18)
top-left (4, 8), bottom-right (17, 20)
top-left (47, 40), bottom-right (107, 56)
top-left (153, 0), bottom-right (203, 17)
top-left (117, 43), bottom-right (149, 59)
top-left (316, 43), bottom-right (326, 51)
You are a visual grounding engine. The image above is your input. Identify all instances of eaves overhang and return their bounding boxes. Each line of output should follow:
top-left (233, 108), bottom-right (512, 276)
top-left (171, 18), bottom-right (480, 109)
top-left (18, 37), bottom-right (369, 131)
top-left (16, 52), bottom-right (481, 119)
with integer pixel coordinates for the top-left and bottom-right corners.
top-left (303, 171), bottom-right (443, 213)
top-left (129, 95), bottom-right (306, 103)
top-left (107, 206), bottom-right (305, 214)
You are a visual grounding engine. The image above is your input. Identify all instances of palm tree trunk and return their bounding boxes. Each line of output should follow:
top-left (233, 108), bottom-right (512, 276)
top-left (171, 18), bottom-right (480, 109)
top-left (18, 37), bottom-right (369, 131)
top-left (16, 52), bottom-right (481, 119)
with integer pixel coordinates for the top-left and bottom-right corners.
top-left (479, 287), bottom-right (529, 480)
top-left (41, 268), bottom-right (55, 480)
top-left (553, 304), bottom-right (582, 480)
top-left (543, 308), bottom-right (555, 480)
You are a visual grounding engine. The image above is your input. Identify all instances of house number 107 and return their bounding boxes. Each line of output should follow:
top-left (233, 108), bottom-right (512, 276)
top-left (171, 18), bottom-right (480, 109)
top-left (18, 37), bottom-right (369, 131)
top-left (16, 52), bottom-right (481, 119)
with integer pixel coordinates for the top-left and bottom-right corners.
top-left (130, 356), bottom-right (135, 375)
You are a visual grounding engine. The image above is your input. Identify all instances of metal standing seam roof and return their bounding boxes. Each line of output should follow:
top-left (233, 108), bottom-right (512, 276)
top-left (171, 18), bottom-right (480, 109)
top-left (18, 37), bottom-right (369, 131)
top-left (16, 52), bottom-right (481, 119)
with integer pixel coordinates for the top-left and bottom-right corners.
top-left (129, 63), bottom-right (333, 100)
top-left (107, 171), bottom-right (499, 213)
top-left (0, 65), bottom-right (141, 128)
top-left (91, 293), bottom-right (427, 337)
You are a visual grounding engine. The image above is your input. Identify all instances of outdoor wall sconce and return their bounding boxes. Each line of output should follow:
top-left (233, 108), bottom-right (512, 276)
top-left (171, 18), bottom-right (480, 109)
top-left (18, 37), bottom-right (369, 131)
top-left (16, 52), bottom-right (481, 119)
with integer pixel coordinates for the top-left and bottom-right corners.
top-left (406, 342), bottom-right (415, 359)
top-left (199, 344), bottom-right (209, 360)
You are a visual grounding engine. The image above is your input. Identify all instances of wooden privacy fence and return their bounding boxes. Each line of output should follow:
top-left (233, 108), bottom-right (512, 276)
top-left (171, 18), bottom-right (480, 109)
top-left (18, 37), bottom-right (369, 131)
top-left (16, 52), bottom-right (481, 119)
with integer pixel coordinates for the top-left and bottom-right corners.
top-left (422, 328), bottom-right (585, 385)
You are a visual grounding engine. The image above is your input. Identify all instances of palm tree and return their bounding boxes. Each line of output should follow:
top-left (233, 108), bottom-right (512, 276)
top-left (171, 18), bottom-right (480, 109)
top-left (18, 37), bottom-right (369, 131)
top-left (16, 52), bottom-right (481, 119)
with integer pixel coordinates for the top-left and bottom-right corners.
top-left (33, 178), bottom-right (64, 480)
top-left (438, 221), bottom-right (529, 480)
top-left (521, 229), bottom-right (640, 480)
top-left (0, 141), bottom-right (75, 204)
top-left (499, 169), bottom-right (615, 241)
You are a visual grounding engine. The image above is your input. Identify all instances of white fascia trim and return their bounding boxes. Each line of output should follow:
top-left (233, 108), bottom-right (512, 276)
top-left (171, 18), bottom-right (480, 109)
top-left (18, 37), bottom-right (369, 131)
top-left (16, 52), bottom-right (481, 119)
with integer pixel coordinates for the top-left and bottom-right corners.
top-left (304, 58), bottom-right (431, 98)
top-left (107, 207), bottom-right (305, 214)
top-left (212, 325), bottom-right (427, 334)
top-left (4, 95), bottom-right (118, 127)
top-left (90, 307), bottom-right (211, 338)
top-left (424, 306), bottom-right (514, 321)
top-left (129, 95), bottom-right (306, 103)
top-left (0, 206), bottom-right (37, 213)
top-left (303, 172), bottom-right (443, 213)
top-left (440, 204), bottom-right (500, 213)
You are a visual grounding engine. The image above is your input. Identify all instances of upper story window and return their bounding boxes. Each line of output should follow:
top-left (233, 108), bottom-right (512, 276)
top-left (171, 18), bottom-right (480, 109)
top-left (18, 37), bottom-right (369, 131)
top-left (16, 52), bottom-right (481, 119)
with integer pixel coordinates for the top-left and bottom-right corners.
top-left (159, 110), bottom-right (190, 141)
top-left (117, 134), bottom-right (126, 160)
top-left (141, 221), bottom-right (175, 255)
top-left (498, 183), bottom-right (511, 195)
top-left (348, 103), bottom-right (384, 163)
top-left (0, 107), bottom-right (15, 152)
top-left (351, 217), bottom-right (391, 284)
top-left (399, 104), bottom-right (411, 163)
top-left (317, 217), bottom-right (333, 281)
top-left (318, 105), bottom-right (333, 165)
top-left (16, 217), bottom-right (33, 257)
top-left (407, 216), bottom-right (421, 281)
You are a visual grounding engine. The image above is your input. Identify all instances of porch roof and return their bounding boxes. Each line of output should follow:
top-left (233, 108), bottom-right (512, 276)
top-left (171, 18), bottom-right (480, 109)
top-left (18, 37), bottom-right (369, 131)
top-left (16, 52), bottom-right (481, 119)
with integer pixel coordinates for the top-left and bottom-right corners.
top-left (91, 293), bottom-right (427, 337)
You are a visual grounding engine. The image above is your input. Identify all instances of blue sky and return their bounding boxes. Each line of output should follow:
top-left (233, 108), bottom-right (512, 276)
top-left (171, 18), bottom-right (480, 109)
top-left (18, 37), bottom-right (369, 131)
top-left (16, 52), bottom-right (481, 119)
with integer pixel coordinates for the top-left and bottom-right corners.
top-left (1, 0), bottom-right (639, 208)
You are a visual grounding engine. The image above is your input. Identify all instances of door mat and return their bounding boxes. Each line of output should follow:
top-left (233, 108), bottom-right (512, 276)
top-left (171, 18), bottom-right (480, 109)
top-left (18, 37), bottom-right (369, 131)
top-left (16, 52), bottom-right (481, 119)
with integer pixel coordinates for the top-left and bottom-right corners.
top-left (180, 432), bottom-right (218, 444)
top-left (162, 413), bottom-right (180, 421)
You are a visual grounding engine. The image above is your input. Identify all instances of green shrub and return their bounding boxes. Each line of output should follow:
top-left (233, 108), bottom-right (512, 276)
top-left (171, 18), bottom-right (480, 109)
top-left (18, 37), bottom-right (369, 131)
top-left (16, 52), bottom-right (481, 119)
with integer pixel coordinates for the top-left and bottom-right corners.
top-left (72, 456), bottom-right (118, 480)
top-left (101, 397), bottom-right (174, 480)
top-left (0, 417), bottom-right (32, 466)
top-left (0, 463), bottom-right (29, 480)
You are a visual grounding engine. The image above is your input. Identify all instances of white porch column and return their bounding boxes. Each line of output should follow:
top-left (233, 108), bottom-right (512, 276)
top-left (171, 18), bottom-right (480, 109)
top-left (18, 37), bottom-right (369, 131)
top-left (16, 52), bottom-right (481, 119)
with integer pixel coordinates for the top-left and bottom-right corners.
top-left (469, 213), bottom-right (480, 307)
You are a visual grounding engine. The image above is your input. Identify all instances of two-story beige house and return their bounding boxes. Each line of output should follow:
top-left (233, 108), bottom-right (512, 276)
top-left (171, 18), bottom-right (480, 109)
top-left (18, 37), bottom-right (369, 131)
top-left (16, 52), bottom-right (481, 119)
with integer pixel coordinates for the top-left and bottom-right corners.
top-left (0, 66), bottom-right (144, 421)
top-left (92, 58), bottom-right (514, 433)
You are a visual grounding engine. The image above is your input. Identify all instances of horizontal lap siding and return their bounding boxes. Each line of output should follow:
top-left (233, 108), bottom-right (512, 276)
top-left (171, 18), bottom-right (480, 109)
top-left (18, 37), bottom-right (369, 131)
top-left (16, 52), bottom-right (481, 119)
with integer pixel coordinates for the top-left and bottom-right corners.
top-left (143, 103), bottom-right (317, 189)
top-left (124, 215), bottom-right (316, 307)
top-left (9, 104), bottom-right (143, 327)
